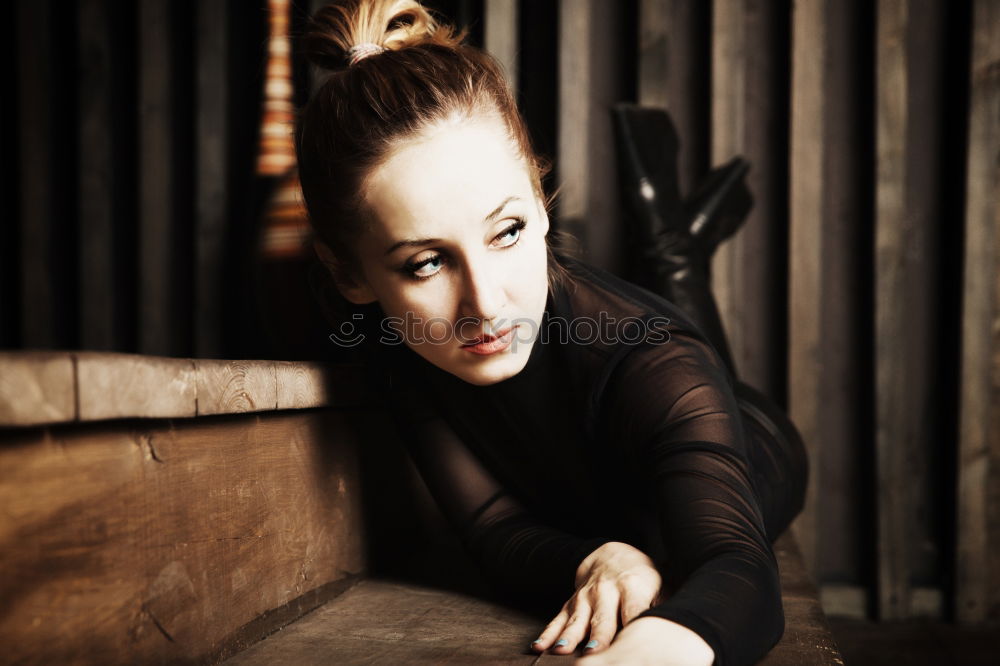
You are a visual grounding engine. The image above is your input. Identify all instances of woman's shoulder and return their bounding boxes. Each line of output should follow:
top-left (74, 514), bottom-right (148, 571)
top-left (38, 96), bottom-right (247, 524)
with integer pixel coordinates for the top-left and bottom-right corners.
top-left (548, 255), bottom-right (701, 355)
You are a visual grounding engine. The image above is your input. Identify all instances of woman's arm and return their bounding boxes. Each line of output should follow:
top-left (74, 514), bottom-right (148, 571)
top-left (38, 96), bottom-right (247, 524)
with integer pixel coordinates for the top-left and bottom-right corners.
top-left (590, 330), bottom-right (784, 666)
top-left (391, 396), bottom-right (611, 609)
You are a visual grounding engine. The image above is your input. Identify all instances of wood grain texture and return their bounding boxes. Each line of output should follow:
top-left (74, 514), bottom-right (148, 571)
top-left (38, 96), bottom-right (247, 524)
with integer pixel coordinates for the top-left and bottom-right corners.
top-left (76, 352), bottom-right (197, 420)
top-left (0, 352), bottom-right (76, 426)
top-left (0, 353), bottom-right (370, 426)
top-left (957, 0), bottom-right (1000, 625)
top-left (0, 409), bottom-right (367, 665)
top-left (221, 532), bottom-right (843, 665)
top-left (195, 359), bottom-right (278, 415)
top-left (275, 360), bottom-right (331, 410)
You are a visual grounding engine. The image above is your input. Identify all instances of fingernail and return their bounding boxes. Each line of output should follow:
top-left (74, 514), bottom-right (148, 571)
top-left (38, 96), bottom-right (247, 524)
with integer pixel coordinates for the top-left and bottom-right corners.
top-left (585, 639), bottom-right (599, 650)
top-left (555, 638), bottom-right (568, 647)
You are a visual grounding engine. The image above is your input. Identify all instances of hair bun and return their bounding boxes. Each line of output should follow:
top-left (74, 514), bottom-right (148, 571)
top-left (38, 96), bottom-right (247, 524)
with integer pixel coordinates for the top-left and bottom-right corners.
top-left (304, 0), bottom-right (466, 71)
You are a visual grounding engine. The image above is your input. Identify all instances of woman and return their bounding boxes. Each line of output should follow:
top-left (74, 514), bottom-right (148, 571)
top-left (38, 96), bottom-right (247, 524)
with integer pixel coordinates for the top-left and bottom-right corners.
top-left (297, 1), bottom-right (807, 664)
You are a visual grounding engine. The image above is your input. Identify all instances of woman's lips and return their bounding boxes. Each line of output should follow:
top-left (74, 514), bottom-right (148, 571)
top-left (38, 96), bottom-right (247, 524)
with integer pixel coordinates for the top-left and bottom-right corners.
top-left (461, 326), bottom-right (516, 355)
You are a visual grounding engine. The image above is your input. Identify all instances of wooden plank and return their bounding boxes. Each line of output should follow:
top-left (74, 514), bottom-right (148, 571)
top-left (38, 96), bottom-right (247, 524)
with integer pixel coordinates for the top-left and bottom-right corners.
top-left (637, 0), bottom-right (710, 197)
top-left (195, 359), bottom-right (278, 415)
top-left (195, 0), bottom-right (228, 357)
top-left (222, 532), bottom-right (843, 665)
top-left (138, 0), bottom-right (176, 356)
top-left (787, 0), bottom-right (826, 581)
top-left (76, 352), bottom-right (197, 421)
top-left (0, 353), bottom-right (373, 426)
top-left (0, 410), bottom-right (368, 665)
top-left (709, 0), bottom-right (786, 399)
top-left (484, 0), bottom-right (519, 93)
top-left (223, 578), bottom-right (542, 665)
top-left (78, 0), bottom-right (117, 350)
top-left (788, 0), bottom-right (871, 589)
top-left (875, 0), bottom-right (945, 620)
top-left (275, 360), bottom-right (331, 410)
top-left (758, 532), bottom-right (844, 666)
top-left (0, 352), bottom-right (76, 426)
top-left (16, 0), bottom-right (55, 347)
top-left (557, 0), bottom-right (626, 273)
top-left (956, 0), bottom-right (1000, 625)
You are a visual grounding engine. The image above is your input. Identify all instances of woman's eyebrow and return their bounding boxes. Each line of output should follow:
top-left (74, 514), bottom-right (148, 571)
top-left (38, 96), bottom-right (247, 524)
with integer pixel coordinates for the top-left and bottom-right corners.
top-left (383, 195), bottom-right (522, 256)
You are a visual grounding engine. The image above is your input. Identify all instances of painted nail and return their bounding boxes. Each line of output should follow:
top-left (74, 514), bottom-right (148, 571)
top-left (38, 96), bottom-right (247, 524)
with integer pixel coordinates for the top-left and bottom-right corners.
top-left (585, 640), bottom-right (599, 650)
top-left (555, 638), bottom-right (568, 648)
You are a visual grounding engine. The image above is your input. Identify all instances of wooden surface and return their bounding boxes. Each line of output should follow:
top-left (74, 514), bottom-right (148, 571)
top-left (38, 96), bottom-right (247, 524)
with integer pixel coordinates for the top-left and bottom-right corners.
top-left (957, 0), bottom-right (1000, 625)
top-left (709, 0), bottom-right (787, 400)
top-left (484, 0), bottom-right (519, 93)
top-left (637, 0), bottom-right (710, 197)
top-left (557, 0), bottom-right (626, 273)
top-left (787, 0), bottom-right (872, 595)
top-left (195, 0), bottom-right (228, 358)
top-left (139, 0), bottom-right (177, 356)
top-left (223, 532), bottom-right (843, 666)
top-left (78, 0), bottom-right (118, 351)
top-left (0, 352), bottom-right (365, 426)
top-left (0, 409), bottom-right (367, 665)
top-left (875, 0), bottom-right (946, 621)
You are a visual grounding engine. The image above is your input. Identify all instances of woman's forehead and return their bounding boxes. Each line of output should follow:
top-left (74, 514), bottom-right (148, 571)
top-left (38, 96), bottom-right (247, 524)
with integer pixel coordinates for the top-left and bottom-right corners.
top-left (362, 116), bottom-right (534, 229)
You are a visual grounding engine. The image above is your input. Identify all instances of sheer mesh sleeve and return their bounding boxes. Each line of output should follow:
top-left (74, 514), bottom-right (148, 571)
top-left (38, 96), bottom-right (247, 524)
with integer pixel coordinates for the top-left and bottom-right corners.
top-left (390, 392), bottom-right (610, 610)
top-left (601, 329), bottom-right (784, 666)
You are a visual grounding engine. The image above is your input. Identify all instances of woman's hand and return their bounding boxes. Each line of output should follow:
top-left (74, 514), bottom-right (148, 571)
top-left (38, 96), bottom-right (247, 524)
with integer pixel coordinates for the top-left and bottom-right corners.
top-left (530, 541), bottom-right (663, 656)
top-left (576, 616), bottom-right (715, 666)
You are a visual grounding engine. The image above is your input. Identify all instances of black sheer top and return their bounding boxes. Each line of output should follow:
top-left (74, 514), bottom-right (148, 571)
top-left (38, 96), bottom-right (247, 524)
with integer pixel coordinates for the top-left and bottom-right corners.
top-left (351, 256), bottom-right (789, 666)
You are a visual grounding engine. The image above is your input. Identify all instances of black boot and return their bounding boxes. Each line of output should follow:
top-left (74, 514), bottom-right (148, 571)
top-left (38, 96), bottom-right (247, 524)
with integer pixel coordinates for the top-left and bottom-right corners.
top-left (612, 104), bottom-right (753, 378)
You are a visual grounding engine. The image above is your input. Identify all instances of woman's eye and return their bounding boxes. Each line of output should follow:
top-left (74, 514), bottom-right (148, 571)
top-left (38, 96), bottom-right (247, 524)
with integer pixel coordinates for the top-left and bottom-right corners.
top-left (494, 219), bottom-right (526, 248)
top-left (405, 254), bottom-right (444, 279)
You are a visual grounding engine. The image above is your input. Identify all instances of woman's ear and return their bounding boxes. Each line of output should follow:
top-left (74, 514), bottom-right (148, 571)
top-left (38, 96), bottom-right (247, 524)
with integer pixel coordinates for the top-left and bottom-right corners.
top-left (313, 239), bottom-right (377, 305)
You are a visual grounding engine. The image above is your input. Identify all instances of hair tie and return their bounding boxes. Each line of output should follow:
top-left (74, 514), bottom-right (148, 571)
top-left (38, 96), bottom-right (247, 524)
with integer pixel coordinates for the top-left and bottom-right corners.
top-left (347, 42), bottom-right (386, 66)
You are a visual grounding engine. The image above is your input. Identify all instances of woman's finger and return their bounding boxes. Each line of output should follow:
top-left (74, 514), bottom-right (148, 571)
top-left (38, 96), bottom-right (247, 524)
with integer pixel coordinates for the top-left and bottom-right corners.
top-left (550, 598), bottom-right (593, 654)
top-left (582, 582), bottom-right (620, 654)
top-left (530, 606), bottom-right (570, 652)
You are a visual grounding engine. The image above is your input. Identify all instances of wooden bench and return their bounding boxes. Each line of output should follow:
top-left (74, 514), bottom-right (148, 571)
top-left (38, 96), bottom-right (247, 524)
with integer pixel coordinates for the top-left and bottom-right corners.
top-left (0, 352), bottom-right (843, 665)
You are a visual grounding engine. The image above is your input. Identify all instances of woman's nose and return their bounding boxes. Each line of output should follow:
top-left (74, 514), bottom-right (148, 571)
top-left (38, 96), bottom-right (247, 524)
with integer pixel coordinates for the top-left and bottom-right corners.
top-left (460, 260), bottom-right (504, 322)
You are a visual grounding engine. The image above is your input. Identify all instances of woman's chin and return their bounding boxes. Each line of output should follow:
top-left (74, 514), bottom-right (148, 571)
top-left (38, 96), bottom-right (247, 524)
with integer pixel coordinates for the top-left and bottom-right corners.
top-left (439, 338), bottom-right (535, 386)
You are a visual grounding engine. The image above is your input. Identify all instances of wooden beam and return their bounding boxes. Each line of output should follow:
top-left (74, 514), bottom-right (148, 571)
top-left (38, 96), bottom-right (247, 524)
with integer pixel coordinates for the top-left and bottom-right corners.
top-left (484, 0), bottom-right (519, 93)
top-left (138, 0), bottom-right (176, 355)
top-left (956, 0), bottom-right (1000, 625)
top-left (78, 0), bottom-right (118, 350)
top-left (0, 410), bottom-right (367, 664)
top-left (875, 0), bottom-right (946, 620)
top-left (195, 0), bottom-right (228, 357)
top-left (710, 0), bottom-right (787, 399)
top-left (0, 353), bottom-right (368, 427)
top-left (557, 0), bottom-right (626, 273)
top-left (788, 0), bottom-right (828, 583)
top-left (788, 0), bottom-right (872, 591)
top-left (637, 0), bottom-right (710, 197)
top-left (16, 1), bottom-right (55, 348)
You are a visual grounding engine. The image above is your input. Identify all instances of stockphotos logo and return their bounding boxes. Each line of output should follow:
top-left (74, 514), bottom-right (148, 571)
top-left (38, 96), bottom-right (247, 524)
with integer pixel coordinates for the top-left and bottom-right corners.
top-left (328, 312), bottom-right (671, 349)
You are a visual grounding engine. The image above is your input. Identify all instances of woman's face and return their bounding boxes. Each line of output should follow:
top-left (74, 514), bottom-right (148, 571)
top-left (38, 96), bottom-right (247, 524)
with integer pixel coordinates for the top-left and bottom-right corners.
top-left (341, 113), bottom-right (551, 386)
